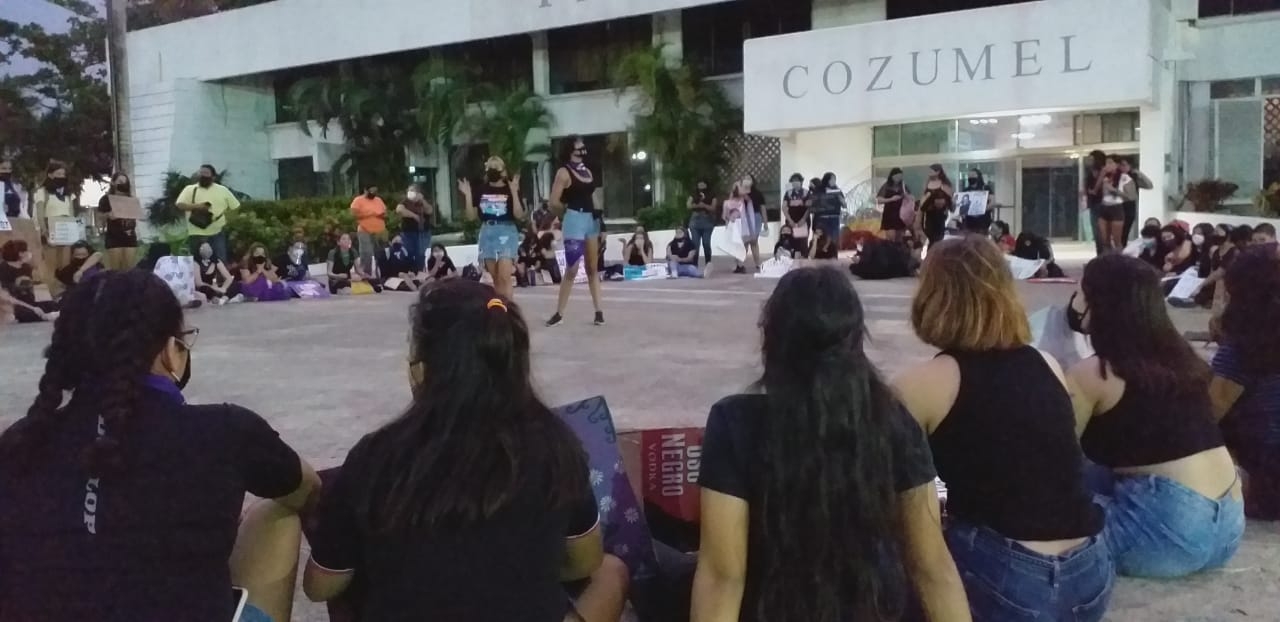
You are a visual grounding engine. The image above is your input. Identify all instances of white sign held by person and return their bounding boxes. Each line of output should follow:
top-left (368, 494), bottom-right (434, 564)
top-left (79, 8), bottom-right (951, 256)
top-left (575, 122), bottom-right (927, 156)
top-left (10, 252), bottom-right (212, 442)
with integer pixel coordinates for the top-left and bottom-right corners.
top-left (153, 255), bottom-right (197, 305)
top-left (49, 217), bottom-right (83, 246)
top-left (955, 191), bottom-right (989, 219)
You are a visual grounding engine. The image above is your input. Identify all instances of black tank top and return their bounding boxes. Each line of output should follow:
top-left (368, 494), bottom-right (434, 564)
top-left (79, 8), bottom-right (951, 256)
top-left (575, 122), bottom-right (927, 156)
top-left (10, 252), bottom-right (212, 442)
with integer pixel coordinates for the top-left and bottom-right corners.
top-left (198, 258), bottom-right (224, 286)
top-left (562, 166), bottom-right (595, 213)
top-left (1081, 377), bottom-right (1224, 468)
top-left (929, 347), bottom-right (1102, 541)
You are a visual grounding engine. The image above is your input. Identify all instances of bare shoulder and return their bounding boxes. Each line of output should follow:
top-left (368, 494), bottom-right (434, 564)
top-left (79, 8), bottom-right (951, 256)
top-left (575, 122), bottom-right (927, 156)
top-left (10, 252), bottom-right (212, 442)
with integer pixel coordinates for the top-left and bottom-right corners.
top-left (554, 167), bottom-right (571, 183)
top-left (891, 355), bottom-right (961, 431)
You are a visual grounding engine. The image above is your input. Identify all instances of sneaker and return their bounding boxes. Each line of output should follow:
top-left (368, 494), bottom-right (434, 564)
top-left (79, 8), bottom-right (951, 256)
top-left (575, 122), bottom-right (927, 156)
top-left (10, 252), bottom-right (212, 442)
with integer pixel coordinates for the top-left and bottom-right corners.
top-left (594, 311), bottom-right (606, 326)
top-left (545, 312), bottom-right (564, 327)
top-left (228, 294), bottom-right (246, 304)
top-left (703, 264), bottom-right (714, 279)
top-left (733, 265), bottom-right (746, 274)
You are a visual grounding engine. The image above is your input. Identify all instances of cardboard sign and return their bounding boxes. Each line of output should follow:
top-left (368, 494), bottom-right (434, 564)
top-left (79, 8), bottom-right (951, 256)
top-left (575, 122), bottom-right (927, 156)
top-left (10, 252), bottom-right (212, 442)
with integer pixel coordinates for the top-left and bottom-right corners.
top-left (641, 427), bottom-right (704, 553)
top-left (106, 195), bottom-right (144, 220)
top-left (48, 217), bottom-right (83, 246)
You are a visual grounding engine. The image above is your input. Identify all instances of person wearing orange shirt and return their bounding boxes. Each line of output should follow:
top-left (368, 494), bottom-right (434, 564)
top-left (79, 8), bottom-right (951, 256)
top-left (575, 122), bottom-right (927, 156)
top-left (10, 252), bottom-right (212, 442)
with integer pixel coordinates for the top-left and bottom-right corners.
top-left (350, 184), bottom-right (388, 277)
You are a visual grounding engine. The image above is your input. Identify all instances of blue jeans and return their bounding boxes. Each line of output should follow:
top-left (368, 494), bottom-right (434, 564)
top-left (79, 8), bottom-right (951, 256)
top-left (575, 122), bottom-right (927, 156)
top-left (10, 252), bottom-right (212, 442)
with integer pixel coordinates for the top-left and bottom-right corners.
top-left (814, 214), bottom-right (841, 242)
top-left (689, 224), bottom-right (714, 265)
top-left (667, 259), bottom-right (701, 278)
top-left (188, 231), bottom-right (228, 263)
top-left (478, 221), bottom-right (520, 261)
top-left (945, 521), bottom-right (1114, 622)
top-left (1088, 469), bottom-right (1244, 578)
top-left (240, 603), bottom-right (272, 621)
top-left (401, 230), bottom-right (431, 272)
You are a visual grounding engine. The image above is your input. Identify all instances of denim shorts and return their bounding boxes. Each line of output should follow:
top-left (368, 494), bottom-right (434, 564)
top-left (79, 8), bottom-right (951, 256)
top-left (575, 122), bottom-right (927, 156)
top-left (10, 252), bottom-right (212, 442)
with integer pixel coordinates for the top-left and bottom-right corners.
top-left (945, 520), bottom-right (1114, 622)
top-left (1089, 470), bottom-right (1244, 578)
top-left (562, 209), bottom-right (600, 241)
top-left (478, 221), bottom-right (520, 262)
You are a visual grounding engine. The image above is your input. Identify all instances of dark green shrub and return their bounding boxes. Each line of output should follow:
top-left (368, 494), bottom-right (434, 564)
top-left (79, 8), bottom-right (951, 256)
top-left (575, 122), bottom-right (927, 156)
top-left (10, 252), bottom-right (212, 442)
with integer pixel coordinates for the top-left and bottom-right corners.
top-left (635, 202), bottom-right (689, 231)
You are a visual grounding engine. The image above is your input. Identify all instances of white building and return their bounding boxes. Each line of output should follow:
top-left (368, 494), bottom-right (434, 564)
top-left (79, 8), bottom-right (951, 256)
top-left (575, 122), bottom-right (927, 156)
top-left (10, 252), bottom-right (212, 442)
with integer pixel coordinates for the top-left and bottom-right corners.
top-left (125, 0), bottom-right (1280, 239)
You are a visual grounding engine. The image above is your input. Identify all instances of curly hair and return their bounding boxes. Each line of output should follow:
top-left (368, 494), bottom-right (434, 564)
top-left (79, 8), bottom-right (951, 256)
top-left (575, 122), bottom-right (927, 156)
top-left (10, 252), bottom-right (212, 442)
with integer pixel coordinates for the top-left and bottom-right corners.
top-left (0, 270), bottom-right (184, 477)
top-left (1222, 248), bottom-right (1280, 375)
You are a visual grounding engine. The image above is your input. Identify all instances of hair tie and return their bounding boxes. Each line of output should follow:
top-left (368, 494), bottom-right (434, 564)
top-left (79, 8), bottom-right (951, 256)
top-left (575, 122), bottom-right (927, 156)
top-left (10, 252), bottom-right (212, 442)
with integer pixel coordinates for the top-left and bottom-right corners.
top-left (486, 298), bottom-right (507, 312)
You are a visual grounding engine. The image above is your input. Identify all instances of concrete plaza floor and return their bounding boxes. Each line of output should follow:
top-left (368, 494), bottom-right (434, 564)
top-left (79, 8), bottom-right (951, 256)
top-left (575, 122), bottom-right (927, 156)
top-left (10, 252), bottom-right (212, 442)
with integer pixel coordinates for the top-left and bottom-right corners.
top-left (0, 262), bottom-right (1276, 621)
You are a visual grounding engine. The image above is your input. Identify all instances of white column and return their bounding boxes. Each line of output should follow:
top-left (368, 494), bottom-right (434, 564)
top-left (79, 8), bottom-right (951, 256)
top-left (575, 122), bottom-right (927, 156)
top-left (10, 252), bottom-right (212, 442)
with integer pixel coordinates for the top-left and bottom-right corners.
top-left (531, 31), bottom-right (551, 97)
top-left (1139, 59), bottom-right (1178, 224)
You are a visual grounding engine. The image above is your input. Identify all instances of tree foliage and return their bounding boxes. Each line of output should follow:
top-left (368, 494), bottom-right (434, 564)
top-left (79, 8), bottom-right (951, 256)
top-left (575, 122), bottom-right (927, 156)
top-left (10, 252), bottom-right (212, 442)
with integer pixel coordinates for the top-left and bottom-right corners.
top-left (465, 88), bottom-right (554, 177)
top-left (0, 0), bottom-right (112, 187)
top-left (612, 46), bottom-right (741, 203)
top-left (126, 0), bottom-right (274, 30)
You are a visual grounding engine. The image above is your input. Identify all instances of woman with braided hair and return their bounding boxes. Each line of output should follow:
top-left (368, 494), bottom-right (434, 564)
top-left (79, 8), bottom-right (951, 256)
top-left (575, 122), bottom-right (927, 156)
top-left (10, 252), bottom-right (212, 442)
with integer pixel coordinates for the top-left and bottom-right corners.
top-left (0, 270), bottom-right (319, 622)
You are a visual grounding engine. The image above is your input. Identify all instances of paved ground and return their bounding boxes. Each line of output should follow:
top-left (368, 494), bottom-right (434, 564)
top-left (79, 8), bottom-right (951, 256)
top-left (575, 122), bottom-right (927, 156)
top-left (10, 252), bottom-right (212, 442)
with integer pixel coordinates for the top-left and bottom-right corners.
top-left (0, 259), bottom-right (1275, 621)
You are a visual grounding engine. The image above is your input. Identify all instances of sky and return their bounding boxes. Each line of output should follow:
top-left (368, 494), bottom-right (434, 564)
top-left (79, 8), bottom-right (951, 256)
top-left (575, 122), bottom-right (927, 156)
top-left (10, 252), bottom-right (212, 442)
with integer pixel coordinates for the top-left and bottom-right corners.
top-left (1, 0), bottom-right (105, 75)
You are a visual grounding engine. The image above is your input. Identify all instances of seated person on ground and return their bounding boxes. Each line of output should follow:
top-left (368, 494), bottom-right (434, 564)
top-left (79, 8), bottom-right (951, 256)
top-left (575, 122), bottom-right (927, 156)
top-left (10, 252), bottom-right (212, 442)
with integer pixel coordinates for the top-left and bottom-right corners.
top-left (848, 237), bottom-right (912, 280)
top-left (598, 233), bottom-right (625, 281)
top-left (808, 227), bottom-right (839, 260)
top-left (1129, 224), bottom-right (1164, 266)
top-left (1012, 231), bottom-right (1066, 278)
top-left (623, 227), bottom-right (653, 267)
top-left (0, 269), bottom-right (320, 622)
top-left (1160, 225), bottom-right (1197, 276)
top-left (0, 239), bottom-right (58, 322)
top-left (239, 244), bottom-right (290, 302)
top-left (989, 220), bottom-right (1016, 254)
top-left (425, 244), bottom-right (458, 283)
top-left (1210, 250), bottom-right (1280, 520)
top-left (277, 241), bottom-right (316, 282)
top-left (195, 241), bottom-right (241, 305)
top-left (693, 267), bottom-right (968, 621)
top-left (517, 230), bottom-right (539, 287)
top-left (773, 225), bottom-right (806, 260)
top-left (666, 226), bottom-right (706, 278)
top-left (1253, 223), bottom-right (1278, 256)
top-left (1068, 254), bottom-right (1243, 578)
top-left (378, 235), bottom-right (422, 291)
top-left (54, 241), bottom-right (104, 291)
top-left (303, 280), bottom-right (630, 622)
top-left (327, 233), bottom-right (380, 295)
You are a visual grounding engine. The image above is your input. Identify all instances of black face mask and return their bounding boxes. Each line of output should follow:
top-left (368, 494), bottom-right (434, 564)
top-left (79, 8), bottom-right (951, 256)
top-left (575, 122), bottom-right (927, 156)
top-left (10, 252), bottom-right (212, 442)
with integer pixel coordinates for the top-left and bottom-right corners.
top-left (176, 350), bottom-right (192, 390)
top-left (573, 149), bottom-right (587, 159)
top-left (391, 242), bottom-right (404, 252)
top-left (1066, 293), bottom-right (1089, 334)
top-left (115, 183), bottom-right (130, 193)
top-left (0, 173), bottom-right (11, 183)
top-left (1211, 234), bottom-right (1226, 246)
top-left (252, 255), bottom-right (266, 266)
top-left (485, 169), bottom-right (502, 183)
top-left (199, 176), bottom-right (214, 187)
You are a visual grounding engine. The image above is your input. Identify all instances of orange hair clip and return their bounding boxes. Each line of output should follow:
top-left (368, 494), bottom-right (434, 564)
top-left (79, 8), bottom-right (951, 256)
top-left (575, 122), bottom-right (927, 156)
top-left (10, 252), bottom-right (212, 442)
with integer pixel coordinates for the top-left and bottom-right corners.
top-left (486, 298), bottom-right (507, 312)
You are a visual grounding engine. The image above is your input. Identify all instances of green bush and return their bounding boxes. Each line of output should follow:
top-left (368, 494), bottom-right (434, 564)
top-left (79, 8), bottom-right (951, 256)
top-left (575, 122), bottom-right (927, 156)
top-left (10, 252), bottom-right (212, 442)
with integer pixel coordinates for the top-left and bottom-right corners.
top-left (634, 202), bottom-right (689, 231)
top-left (224, 196), bottom-right (465, 260)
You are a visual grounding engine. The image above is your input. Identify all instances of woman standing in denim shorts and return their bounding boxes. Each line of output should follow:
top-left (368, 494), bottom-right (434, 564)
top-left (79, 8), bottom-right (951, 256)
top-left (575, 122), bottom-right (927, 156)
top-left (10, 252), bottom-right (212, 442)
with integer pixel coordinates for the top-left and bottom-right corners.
top-left (546, 136), bottom-right (605, 327)
top-left (460, 156), bottom-right (524, 300)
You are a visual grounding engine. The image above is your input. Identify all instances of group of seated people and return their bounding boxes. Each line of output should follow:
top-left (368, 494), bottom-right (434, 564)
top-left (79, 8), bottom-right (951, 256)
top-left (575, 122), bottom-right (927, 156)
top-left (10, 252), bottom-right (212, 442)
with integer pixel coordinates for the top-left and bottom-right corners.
top-left (0, 239), bottom-right (106, 323)
top-left (1137, 220), bottom-right (1279, 307)
top-left (2, 235), bottom-right (1276, 622)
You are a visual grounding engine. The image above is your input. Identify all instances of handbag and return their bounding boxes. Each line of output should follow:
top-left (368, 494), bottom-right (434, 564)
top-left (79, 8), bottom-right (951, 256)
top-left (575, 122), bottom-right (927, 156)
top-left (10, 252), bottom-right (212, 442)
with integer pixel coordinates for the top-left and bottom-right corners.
top-left (899, 193), bottom-right (917, 227)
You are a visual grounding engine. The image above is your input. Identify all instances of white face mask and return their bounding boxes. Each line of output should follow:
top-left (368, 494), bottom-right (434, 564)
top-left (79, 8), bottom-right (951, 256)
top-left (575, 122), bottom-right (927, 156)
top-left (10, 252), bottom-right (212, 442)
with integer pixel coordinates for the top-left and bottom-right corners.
top-left (432, 252), bottom-right (444, 259)
top-left (1192, 234), bottom-right (1205, 246)
top-left (406, 191), bottom-right (420, 201)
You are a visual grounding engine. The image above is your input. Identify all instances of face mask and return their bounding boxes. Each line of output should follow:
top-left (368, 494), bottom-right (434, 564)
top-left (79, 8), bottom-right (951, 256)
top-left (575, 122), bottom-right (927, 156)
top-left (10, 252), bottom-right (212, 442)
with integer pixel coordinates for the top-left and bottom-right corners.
top-left (573, 148), bottom-right (587, 159)
top-left (1142, 238), bottom-right (1156, 250)
top-left (174, 348), bottom-right (192, 390)
top-left (791, 182), bottom-right (803, 190)
top-left (365, 190), bottom-right (376, 198)
top-left (289, 250), bottom-right (303, 263)
top-left (1211, 234), bottom-right (1226, 246)
top-left (198, 176), bottom-right (213, 187)
top-left (115, 183), bottom-right (130, 193)
top-left (0, 173), bottom-right (10, 182)
top-left (252, 255), bottom-right (266, 265)
top-left (406, 191), bottom-right (419, 201)
top-left (391, 242), bottom-right (403, 252)
top-left (486, 169), bottom-right (502, 183)
top-left (1066, 293), bottom-right (1089, 334)
top-left (432, 252), bottom-right (444, 259)
top-left (1192, 234), bottom-right (1205, 246)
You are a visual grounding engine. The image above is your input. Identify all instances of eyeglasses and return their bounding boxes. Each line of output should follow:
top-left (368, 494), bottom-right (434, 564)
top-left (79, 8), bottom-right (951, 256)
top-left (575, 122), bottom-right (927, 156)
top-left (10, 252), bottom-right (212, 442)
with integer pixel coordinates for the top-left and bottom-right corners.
top-left (176, 327), bottom-right (200, 350)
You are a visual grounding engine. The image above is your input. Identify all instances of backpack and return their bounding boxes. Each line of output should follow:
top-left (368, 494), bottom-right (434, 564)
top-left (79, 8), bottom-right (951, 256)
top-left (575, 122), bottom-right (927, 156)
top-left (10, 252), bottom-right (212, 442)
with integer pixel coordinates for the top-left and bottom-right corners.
top-left (461, 264), bottom-right (481, 281)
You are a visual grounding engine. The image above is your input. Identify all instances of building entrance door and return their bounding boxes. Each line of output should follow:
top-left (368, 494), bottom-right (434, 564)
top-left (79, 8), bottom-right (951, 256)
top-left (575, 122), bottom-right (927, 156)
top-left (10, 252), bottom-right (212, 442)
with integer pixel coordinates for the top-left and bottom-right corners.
top-left (1020, 156), bottom-right (1081, 240)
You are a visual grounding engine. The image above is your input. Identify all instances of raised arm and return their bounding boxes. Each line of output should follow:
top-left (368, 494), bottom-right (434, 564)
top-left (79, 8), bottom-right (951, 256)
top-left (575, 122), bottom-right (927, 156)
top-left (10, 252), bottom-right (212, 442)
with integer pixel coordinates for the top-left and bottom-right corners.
top-left (458, 179), bottom-right (476, 222)
top-left (509, 176), bottom-right (525, 221)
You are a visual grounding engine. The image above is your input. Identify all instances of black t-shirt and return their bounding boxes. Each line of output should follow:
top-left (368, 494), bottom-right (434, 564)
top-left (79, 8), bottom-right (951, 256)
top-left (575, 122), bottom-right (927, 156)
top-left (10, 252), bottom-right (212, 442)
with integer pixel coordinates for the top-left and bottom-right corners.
top-left (0, 386), bottom-right (302, 621)
top-left (97, 194), bottom-right (138, 248)
top-left (783, 188), bottom-right (809, 224)
top-left (427, 255), bottom-right (456, 279)
top-left (0, 261), bottom-right (35, 303)
top-left (399, 200), bottom-right (431, 234)
top-left (473, 183), bottom-right (515, 223)
top-left (668, 237), bottom-right (696, 261)
top-left (700, 394), bottom-right (935, 621)
top-left (308, 434), bottom-right (600, 622)
top-left (197, 257), bottom-right (228, 287)
top-left (380, 247), bottom-right (416, 277)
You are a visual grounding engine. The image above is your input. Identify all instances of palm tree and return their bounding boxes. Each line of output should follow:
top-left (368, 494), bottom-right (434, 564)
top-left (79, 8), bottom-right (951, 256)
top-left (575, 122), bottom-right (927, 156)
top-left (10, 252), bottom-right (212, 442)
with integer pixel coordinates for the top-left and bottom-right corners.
top-left (464, 87), bottom-right (555, 184)
top-left (289, 61), bottom-right (419, 192)
top-left (411, 60), bottom-right (486, 179)
top-left (612, 46), bottom-right (741, 203)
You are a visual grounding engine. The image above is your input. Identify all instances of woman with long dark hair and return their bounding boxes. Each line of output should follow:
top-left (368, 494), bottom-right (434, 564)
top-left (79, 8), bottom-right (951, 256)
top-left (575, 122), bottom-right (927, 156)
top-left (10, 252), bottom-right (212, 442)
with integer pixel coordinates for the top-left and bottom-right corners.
top-left (693, 266), bottom-right (969, 622)
top-left (813, 172), bottom-right (846, 243)
top-left (876, 168), bottom-right (909, 242)
top-left (1211, 249), bottom-right (1280, 519)
top-left (894, 236), bottom-right (1112, 621)
top-left (97, 172), bottom-right (140, 270)
top-left (303, 279), bottom-right (628, 622)
top-left (1159, 224), bottom-right (1196, 276)
top-left (1096, 157), bottom-right (1128, 251)
top-left (548, 136), bottom-right (605, 327)
top-left (623, 226), bottom-right (653, 267)
top-left (0, 270), bottom-right (318, 622)
top-left (919, 164), bottom-right (953, 245)
top-left (1067, 254), bottom-right (1242, 576)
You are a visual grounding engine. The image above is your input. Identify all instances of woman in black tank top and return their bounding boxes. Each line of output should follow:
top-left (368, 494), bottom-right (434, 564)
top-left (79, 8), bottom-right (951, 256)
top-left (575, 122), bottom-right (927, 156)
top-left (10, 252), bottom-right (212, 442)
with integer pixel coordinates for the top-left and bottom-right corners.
top-left (894, 236), bottom-right (1113, 622)
top-left (546, 136), bottom-right (605, 327)
top-left (1067, 254), bottom-right (1242, 579)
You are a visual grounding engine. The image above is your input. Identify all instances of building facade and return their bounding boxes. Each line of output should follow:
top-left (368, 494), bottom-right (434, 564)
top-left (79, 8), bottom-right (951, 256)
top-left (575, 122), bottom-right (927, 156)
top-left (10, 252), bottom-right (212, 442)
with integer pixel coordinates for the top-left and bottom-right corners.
top-left (125, 0), bottom-right (1280, 237)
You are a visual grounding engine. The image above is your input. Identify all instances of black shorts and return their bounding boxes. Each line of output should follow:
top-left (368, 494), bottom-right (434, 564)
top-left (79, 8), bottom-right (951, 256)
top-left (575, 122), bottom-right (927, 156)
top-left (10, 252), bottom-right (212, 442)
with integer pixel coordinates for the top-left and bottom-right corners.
top-left (1096, 203), bottom-right (1125, 222)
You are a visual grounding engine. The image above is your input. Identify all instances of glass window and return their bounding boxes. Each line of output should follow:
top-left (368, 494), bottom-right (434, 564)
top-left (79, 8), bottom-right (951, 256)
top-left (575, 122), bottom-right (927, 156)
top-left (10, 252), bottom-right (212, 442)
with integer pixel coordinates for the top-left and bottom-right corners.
top-left (956, 117), bottom-right (1015, 151)
top-left (1100, 111), bottom-right (1139, 143)
top-left (1260, 76), bottom-right (1280, 96)
top-left (873, 126), bottom-right (901, 157)
top-left (1200, 0), bottom-right (1280, 18)
top-left (887, 0), bottom-right (1034, 19)
top-left (440, 35), bottom-right (533, 90)
top-left (1016, 113), bottom-right (1074, 149)
top-left (901, 120), bottom-right (956, 156)
top-left (1216, 99), bottom-right (1263, 194)
top-left (1075, 114), bottom-right (1102, 145)
top-left (277, 157), bottom-right (326, 199)
top-left (1210, 79), bottom-right (1257, 100)
top-left (549, 16), bottom-right (652, 94)
top-left (746, 0), bottom-right (812, 38)
top-left (682, 2), bottom-right (745, 76)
